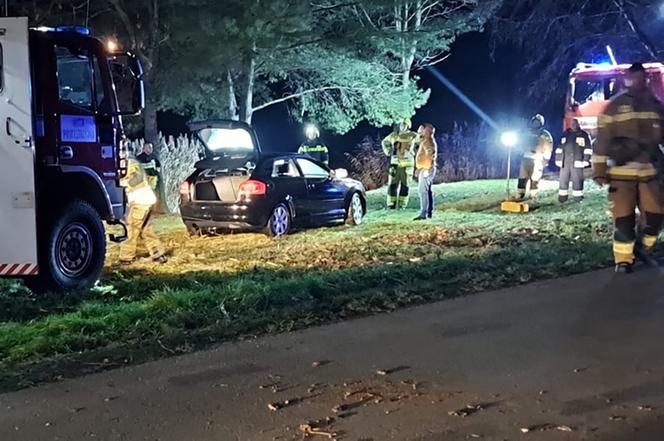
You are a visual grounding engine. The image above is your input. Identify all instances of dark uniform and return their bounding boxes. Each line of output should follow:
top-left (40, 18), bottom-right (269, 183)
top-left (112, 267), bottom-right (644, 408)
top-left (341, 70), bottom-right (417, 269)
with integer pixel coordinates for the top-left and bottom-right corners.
top-left (593, 89), bottom-right (664, 267)
top-left (119, 159), bottom-right (167, 264)
top-left (517, 117), bottom-right (553, 199)
top-left (298, 139), bottom-right (329, 165)
top-left (556, 127), bottom-right (592, 202)
top-left (382, 128), bottom-right (418, 209)
top-left (137, 151), bottom-right (161, 190)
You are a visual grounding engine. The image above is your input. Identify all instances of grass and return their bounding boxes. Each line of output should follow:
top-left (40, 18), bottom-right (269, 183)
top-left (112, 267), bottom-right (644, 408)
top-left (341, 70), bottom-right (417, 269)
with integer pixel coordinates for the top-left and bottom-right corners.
top-left (0, 179), bottom-right (615, 390)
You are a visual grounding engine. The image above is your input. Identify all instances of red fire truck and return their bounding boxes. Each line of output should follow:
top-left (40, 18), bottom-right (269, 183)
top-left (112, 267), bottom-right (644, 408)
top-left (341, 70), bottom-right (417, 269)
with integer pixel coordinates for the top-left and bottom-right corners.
top-left (0, 18), bottom-right (144, 292)
top-left (565, 62), bottom-right (664, 137)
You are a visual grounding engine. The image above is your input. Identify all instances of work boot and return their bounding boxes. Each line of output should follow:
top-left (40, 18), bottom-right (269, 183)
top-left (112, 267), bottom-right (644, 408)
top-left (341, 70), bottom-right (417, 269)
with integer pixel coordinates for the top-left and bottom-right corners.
top-left (413, 215), bottom-right (426, 221)
top-left (388, 204), bottom-right (397, 210)
top-left (614, 262), bottom-right (633, 274)
top-left (558, 196), bottom-right (568, 204)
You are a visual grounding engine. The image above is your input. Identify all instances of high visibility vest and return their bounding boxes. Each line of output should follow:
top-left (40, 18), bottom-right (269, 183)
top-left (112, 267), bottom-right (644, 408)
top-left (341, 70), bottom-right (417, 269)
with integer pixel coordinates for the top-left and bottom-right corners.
top-left (122, 159), bottom-right (157, 206)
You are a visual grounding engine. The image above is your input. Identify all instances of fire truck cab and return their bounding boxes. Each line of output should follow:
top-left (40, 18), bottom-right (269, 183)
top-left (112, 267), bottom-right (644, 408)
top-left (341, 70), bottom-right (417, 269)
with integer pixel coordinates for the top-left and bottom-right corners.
top-left (565, 62), bottom-right (664, 137)
top-left (0, 18), bottom-right (144, 292)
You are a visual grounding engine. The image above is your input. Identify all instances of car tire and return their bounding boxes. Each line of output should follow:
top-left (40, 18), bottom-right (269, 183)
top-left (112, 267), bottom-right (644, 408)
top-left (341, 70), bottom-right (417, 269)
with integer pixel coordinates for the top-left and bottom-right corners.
top-left (25, 199), bottom-right (106, 293)
top-left (265, 203), bottom-right (291, 237)
top-left (185, 223), bottom-right (201, 237)
top-left (346, 192), bottom-right (365, 226)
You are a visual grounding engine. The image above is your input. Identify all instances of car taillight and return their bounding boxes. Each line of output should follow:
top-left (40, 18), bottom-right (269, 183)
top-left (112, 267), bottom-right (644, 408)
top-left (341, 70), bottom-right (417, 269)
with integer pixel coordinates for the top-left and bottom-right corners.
top-left (179, 181), bottom-right (191, 196)
top-left (238, 180), bottom-right (267, 198)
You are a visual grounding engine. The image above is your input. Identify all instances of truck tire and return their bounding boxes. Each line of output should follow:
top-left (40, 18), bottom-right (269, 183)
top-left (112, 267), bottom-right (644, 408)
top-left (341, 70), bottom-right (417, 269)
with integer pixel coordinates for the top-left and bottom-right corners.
top-left (26, 200), bottom-right (106, 293)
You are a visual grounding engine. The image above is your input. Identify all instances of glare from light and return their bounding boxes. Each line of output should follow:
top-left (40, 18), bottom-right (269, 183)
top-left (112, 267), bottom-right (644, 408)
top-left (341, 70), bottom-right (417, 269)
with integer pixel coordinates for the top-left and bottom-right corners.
top-left (106, 39), bottom-right (118, 52)
top-left (606, 45), bottom-right (618, 65)
top-left (305, 124), bottom-right (319, 139)
top-left (205, 128), bottom-right (254, 151)
top-left (501, 131), bottom-right (518, 148)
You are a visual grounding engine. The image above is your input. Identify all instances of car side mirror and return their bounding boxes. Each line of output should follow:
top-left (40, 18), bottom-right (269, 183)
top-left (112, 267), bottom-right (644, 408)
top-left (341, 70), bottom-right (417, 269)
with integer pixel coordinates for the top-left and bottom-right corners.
top-left (334, 168), bottom-right (348, 179)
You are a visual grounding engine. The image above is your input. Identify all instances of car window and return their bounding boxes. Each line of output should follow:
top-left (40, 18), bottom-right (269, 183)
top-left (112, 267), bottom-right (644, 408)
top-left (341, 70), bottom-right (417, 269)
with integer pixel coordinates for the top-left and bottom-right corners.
top-left (272, 159), bottom-right (300, 178)
top-left (296, 158), bottom-right (329, 178)
top-left (56, 46), bottom-right (93, 111)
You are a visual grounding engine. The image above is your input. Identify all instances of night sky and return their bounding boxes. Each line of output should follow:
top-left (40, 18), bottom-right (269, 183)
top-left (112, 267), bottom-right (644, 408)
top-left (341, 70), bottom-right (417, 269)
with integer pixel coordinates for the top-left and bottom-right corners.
top-left (160, 31), bottom-right (565, 166)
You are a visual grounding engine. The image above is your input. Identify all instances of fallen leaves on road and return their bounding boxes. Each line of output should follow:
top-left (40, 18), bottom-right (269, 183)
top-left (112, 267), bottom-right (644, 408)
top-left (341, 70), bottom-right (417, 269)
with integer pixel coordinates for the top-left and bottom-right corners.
top-left (520, 424), bottom-right (575, 433)
top-left (449, 404), bottom-right (484, 418)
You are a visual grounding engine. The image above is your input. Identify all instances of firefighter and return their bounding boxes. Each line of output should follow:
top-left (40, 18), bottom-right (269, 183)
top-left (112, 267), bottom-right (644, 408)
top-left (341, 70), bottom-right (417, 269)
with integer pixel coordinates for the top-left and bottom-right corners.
top-left (298, 124), bottom-right (329, 166)
top-left (555, 118), bottom-right (592, 202)
top-left (517, 114), bottom-right (554, 199)
top-left (119, 157), bottom-right (168, 265)
top-left (593, 63), bottom-right (664, 273)
top-left (382, 118), bottom-right (418, 209)
top-left (137, 142), bottom-right (161, 191)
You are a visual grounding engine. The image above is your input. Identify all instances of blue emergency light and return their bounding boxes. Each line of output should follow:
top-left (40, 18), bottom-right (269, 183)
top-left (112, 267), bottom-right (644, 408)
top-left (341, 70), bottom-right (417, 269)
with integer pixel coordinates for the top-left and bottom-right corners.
top-left (55, 25), bottom-right (90, 35)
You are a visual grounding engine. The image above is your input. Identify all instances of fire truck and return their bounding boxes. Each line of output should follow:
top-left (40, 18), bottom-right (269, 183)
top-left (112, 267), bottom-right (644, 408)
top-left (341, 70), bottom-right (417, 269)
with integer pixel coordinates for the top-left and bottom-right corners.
top-left (565, 62), bottom-right (664, 137)
top-left (0, 18), bottom-right (144, 292)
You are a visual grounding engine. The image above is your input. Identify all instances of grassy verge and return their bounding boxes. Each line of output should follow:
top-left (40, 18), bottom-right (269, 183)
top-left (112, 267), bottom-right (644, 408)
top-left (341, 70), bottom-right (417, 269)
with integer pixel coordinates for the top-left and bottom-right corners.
top-left (0, 179), bottom-right (614, 390)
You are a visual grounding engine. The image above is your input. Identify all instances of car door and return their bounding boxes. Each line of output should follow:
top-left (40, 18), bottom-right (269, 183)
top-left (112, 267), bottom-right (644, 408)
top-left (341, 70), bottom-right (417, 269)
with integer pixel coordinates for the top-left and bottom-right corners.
top-left (268, 158), bottom-right (310, 222)
top-left (295, 158), bottom-right (346, 221)
top-left (0, 17), bottom-right (38, 275)
top-left (53, 42), bottom-right (117, 177)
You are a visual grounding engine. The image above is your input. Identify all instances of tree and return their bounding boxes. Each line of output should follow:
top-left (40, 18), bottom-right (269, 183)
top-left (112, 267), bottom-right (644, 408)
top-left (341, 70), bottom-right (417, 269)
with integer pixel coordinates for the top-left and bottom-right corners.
top-left (492, 0), bottom-right (663, 102)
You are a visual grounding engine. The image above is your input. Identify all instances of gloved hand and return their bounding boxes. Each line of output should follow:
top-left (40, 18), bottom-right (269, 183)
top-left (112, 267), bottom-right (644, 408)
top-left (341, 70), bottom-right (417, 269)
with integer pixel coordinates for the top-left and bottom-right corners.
top-left (423, 169), bottom-right (430, 178)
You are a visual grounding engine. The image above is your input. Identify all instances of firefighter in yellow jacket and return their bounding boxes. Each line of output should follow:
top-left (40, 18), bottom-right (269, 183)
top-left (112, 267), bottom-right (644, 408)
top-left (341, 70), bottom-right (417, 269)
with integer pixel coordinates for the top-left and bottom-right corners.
top-left (517, 114), bottom-right (554, 199)
top-left (593, 63), bottom-right (664, 273)
top-left (119, 158), bottom-right (168, 264)
top-left (382, 118), bottom-right (418, 209)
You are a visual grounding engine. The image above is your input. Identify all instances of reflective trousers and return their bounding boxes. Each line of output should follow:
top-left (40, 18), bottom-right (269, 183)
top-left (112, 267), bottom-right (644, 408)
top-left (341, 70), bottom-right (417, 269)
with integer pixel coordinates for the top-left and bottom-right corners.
top-left (119, 204), bottom-right (166, 262)
top-left (387, 165), bottom-right (411, 209)
top-left (559, 163), bottom-right (585, 202)
top-left (609, 179), bottom-right (664, 264)
top-left (517, 158), bottom-right (543, 199)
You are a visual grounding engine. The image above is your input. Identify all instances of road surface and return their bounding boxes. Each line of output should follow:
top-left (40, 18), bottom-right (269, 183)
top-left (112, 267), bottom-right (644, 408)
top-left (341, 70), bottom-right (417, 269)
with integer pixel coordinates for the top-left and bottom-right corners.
top-left (2, 267), bottom-right (664, 440)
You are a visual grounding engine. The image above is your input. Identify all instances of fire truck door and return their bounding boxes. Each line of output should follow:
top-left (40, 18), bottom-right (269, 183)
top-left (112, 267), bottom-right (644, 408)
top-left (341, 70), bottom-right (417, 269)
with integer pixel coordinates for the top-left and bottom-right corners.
top-left (0, 17), bottom-right (38, 275)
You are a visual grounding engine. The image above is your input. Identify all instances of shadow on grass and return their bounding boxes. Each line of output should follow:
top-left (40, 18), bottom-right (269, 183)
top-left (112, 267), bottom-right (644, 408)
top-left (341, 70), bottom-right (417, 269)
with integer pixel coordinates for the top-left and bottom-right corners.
top-left (0, 236), bottom-right (613, 393)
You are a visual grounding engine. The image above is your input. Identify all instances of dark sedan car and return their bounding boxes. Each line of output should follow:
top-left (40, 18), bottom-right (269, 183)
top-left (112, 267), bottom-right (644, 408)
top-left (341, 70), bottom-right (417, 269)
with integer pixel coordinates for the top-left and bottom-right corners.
top-left (179, 120), bottom-right (367, 237)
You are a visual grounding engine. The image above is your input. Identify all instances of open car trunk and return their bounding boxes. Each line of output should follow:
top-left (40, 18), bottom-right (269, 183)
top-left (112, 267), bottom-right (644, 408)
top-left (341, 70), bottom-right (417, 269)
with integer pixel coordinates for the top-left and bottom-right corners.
top-left (188, 120), bottom-right (261, 202)
top-left (193, 169), bottom-right (249, 202)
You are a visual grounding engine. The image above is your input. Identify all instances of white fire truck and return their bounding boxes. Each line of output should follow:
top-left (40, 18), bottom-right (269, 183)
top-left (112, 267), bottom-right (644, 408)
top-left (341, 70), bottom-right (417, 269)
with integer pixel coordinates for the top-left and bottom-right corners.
top-left (0, 18), bottom-right (144, 292)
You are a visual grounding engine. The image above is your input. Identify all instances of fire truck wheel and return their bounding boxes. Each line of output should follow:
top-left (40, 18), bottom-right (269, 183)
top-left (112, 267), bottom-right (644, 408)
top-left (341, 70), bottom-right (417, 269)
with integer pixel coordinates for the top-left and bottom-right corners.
top-left (26, 200), bottom-right (106, 293)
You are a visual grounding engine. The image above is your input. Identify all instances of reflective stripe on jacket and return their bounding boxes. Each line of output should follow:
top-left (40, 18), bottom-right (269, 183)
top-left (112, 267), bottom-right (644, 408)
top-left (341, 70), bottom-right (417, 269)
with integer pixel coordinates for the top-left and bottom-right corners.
top-left (382, 131), bottom-right (418, 167)
top-left (121, 159), bottom-right (157, 206)
top-left (594, 90), bottom-right (664, 180)
top-left (555, 129), bottom-right (592, 168)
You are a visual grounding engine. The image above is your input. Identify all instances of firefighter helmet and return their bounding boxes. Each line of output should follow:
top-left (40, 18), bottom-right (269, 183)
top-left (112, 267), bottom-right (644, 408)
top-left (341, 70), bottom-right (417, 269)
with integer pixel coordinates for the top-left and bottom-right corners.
top-left (305, 124), bottom-right (320, 140)
top-left (530, 114), bottom-right (545, 128)
top-left (398, 117), bottom-right (412, 132)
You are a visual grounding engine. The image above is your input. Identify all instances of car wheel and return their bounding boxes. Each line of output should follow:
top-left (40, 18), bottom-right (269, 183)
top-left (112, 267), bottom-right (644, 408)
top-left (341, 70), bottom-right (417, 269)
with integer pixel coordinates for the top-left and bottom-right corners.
top-left (266, 203), bottom-right (291, 237)
top-left (25, 199), bottom-right (105, 293)
top-left (185, 223), bottom-right (201, 237)
top-left (346, 192), bottom-right (365, 226)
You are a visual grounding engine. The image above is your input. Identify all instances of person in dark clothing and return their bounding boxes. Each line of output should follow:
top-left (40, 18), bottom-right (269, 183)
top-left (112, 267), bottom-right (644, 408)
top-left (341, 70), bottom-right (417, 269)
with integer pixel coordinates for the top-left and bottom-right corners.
top-left (555, 119), bottom-right (592, 202)
top-left (136, 142), bottom-right (161, 190)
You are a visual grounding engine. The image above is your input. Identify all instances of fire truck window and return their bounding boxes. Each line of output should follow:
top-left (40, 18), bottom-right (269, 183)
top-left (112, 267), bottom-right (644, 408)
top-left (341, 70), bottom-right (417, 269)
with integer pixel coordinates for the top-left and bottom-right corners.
top-left (93, 56), bottom-right (111, 114)
top-left (55, 46), bottom-right (93, 111)
top-left (573, 80), bottom-right (603, 103)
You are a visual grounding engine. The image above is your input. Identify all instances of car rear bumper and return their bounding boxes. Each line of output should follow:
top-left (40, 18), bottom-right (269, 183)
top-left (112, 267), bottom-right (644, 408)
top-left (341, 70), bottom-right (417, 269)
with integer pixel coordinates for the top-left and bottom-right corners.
top-left (180, 200), bottom-right (271, 231)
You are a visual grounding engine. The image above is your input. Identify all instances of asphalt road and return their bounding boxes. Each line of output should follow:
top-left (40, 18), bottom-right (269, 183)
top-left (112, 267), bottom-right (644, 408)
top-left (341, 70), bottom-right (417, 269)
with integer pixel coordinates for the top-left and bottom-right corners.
top-left (2, 267), bottom-right (664, 441)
